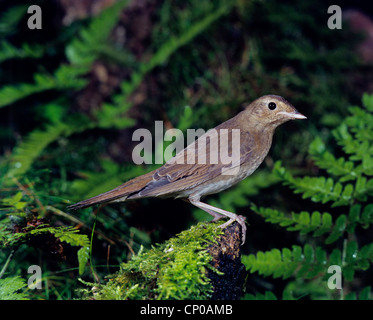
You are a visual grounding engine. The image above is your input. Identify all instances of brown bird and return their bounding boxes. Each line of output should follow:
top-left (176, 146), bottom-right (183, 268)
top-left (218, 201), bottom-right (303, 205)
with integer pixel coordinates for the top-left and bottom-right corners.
top-left (68, 95), bottom-right (306, 244)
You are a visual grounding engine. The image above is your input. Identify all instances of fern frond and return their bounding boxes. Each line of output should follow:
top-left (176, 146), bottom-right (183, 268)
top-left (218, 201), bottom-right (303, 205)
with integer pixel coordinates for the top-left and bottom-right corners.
top-left (5, 110), bottom-right (102, 180)
top-left (332, 123), bottom-right (373, 161)
top-left (308, 94), bottom-right (373, 182)
top-left (273, 161), bottom-right (373, 207)
top-left (2, 222), bottom-right (90, 249)
top-left (66, 0), bottom-right (130, 65)
top-left (242, 245), bottom-right (338, 280)
top-left (251, 204), bottom-right (373, 244)
top-left (344, 286), bottom-right (372, 300)
top-left (243, 245), bottom-right (312, 279)
top-left (274, 161), bottom-right (348, 207)
top-left (251, 205), bottom-right (332, 236)
top-left (0, 64), bottom-right (88, 109)
top-left (243, 241), bottom-right (373, 284)
top-left (0, 276), bottom-right (28, 300)
top-left (7, 122), bottom-right (69, 178)
top-left (344, 106), bottom-right (373, 143)
top-left (362, 92), bottom-right (373, 112)
top-left (332, 101), bottom-right (373, 162)
top-left (93, 102), bottom-right (135, 129)
top-left (309, 137), bottom-right (359, 182)
top-left (0, 41), bottom-right (44, 63)
top-left (0, 5), bottom-right (28, 36)
top-left (44, 226), bottom-right (90, 248)
top-left (343, 242), bottom-right (373, 281)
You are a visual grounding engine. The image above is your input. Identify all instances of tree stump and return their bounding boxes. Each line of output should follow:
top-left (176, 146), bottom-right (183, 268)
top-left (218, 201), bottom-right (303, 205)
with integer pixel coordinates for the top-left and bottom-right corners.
top-left (207, 222), bottom-right (246, 300)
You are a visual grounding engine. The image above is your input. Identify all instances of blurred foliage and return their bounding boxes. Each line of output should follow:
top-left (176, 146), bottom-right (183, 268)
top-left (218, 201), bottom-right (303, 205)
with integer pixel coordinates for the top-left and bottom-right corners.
top-left (0, 0), bottom-right (372, 299)
top-left (0, 276), bottom-right (29, 300)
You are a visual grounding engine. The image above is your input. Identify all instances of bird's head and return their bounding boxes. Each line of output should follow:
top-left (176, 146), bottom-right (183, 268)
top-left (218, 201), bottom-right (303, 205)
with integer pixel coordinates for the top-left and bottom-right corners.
top-left (245, 95), bottom-right (306, 130)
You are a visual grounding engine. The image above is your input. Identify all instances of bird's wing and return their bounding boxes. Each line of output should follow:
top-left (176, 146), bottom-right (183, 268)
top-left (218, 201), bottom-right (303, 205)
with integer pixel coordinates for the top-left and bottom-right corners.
top-left (135, 127), bottom-right (257, 198)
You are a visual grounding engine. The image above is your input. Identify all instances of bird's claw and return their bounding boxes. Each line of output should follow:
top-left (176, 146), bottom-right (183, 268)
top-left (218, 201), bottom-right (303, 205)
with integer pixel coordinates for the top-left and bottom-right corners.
top-left (218, 215), bottom-right (247, 245)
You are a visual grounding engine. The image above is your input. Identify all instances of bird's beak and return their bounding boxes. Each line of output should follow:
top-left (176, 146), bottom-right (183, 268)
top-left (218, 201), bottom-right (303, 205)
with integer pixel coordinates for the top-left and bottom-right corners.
top-left (278, 110), bottom-right (307, 119)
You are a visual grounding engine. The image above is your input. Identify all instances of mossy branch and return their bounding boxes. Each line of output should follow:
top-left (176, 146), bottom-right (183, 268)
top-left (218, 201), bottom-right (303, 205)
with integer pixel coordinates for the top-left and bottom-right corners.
top-left (80, 220), bottom-right (244, 300)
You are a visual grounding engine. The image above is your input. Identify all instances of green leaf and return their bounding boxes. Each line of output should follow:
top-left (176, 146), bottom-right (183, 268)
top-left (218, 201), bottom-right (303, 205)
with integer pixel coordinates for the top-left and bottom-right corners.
top-left (65, 0), bottom-right (130, 65)
top-left (362, 154), bottom-right (373, 175)
top-left (303, 244), bottom-right (314, 263)
top-left (0, 65), bottom-right (88, 110)
top-left (362, 204), bottom-right (373, 225)
top-left (345, 240), bottom-right (358, 263)
top-left (329, 249), bottom-right (342, 266)
top-left (362, 92), bottom-right (373, 111)
top-left (48, 226), bottom-right (90, 248)
top-left (325, 231), bottom-right (342, 244)
top-left (348, 204), bottom-right (361, 223)
top-left (7, 122), bottom-right (68, 177)
top-left (0, 41), bottom-right (44, 63)
top-left (345, 292), bottom-right (357, 300)
top-left (322, 213), bottom-right (333, 228)
top-left (315, 247), bottom-right (327, 264)
top-left (359, 286), bottom-right (372, 300)
top-left (311, 211), bottom-right (321, 226)
top-left (335, 215), bottom-right (347, 232)
top-left (299, 211), bottom-right (310, 225)
top-left (78, 246), bottom-right (90, 275)
top-left (0, 276), bottom-right (28, 300)
top-left (0, 5), bottom-right (29, 36)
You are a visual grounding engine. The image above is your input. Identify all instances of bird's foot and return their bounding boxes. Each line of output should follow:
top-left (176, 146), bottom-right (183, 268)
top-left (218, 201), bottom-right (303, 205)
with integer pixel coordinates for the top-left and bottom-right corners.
top-left (187, 198), bottom-right (247, 244)
top-left (218, 215), bottom-right (247, 245)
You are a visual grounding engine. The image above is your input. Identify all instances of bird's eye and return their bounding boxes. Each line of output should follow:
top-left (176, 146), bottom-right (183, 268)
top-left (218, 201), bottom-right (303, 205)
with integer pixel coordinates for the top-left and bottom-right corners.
top-left (268, 102), bottom-right (277, 110)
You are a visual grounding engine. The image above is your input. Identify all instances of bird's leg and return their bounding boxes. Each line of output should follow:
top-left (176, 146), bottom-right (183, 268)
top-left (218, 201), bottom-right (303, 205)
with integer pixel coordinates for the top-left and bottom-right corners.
top-left (199, 207), bottom-right (226, 221)
top-left (188, 197), bottom-right (247, 244)
top-left (183, 199), bottom-right (224, 221)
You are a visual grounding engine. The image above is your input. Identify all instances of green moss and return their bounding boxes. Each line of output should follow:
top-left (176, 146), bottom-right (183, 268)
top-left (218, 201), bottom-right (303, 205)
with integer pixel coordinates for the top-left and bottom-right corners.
top-left (82, 221), bottom-right (224, 300)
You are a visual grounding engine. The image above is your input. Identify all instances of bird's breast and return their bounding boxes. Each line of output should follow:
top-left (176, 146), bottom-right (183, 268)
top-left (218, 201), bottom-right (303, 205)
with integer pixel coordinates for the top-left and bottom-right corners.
top-left (180, 158), bottom-right (261, 199)
top-left (182, 130), bottom-right (273, 199)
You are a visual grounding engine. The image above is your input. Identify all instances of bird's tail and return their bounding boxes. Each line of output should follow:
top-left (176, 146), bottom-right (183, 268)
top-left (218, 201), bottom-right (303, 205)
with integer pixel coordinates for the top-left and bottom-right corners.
top-left (67, 169), bottom-right (156, 210)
